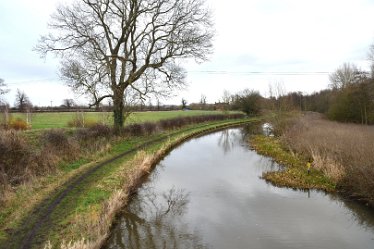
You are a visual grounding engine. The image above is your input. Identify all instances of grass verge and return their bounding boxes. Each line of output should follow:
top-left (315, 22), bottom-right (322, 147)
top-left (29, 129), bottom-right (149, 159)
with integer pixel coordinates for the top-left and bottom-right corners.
top-left (250, 135), bottom-right (335, 192)
top-left (0, 118), bottom-right (255, 249)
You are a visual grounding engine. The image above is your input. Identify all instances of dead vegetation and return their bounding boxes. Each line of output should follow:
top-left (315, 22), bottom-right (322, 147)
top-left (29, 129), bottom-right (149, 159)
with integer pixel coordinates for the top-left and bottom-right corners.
top-left (279, 112), bottom-right (374, 205)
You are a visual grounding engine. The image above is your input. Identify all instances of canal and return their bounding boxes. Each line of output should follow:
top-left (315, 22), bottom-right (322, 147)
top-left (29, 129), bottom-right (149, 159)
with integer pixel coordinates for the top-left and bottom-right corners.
top-left (104, 127), bottom-right (374, 249)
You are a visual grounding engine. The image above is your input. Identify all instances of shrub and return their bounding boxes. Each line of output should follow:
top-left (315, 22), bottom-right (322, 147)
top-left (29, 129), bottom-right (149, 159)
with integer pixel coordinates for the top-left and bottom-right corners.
top-left (0, 130), bottom-right (30, 185)
top-left (41, 129), bottom-right (79, 160)
top-left (125, 123), bottom-right (144, 136)
top-left (141, 122), bottom-right (157, 135)
top-left (87, 124), bottom-right (112, 138)
top-left (9, 118), bottom-right (29, 130)
top-left (41, 129), bottom-right (69, 149)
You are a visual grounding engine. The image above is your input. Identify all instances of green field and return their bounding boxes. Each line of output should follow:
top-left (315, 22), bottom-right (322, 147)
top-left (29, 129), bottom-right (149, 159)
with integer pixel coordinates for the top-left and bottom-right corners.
top-left (10, 110), bottom-right (232, 129)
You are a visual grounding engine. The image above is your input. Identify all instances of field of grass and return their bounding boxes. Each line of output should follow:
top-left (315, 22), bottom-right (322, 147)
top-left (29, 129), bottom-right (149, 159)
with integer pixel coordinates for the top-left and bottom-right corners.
top-left (10, 110), bottom-right (231, 129)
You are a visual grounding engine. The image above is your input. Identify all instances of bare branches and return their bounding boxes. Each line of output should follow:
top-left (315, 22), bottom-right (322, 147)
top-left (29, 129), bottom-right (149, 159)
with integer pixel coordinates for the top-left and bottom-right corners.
top-left (36, 0), bottom-right (214, 127)
top-left (14, 89), bottom-right (32, 112)
top-left (0, 78), bottom-right (9, 97)
top-left (329, 63), bottom-right (369, 90)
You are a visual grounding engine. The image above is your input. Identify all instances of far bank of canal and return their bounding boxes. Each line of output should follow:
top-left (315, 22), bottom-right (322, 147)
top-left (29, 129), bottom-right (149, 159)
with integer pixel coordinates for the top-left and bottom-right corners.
top-left (104, 126), bottom-right (374, 249)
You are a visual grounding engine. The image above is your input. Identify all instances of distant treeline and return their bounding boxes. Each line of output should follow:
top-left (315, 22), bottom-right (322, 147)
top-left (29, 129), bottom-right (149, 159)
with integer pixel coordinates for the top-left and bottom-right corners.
top-left (217, 65), bottom-right (374, 125)
top-left (1, 102), bottom-right (221, 113)
top-left (259, 76), bottom-right (374, 125)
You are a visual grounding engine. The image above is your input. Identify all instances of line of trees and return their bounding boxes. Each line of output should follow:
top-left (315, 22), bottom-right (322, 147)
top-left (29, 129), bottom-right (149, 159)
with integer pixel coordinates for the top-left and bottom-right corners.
top-left (304, 61), bottom-right (374, 124)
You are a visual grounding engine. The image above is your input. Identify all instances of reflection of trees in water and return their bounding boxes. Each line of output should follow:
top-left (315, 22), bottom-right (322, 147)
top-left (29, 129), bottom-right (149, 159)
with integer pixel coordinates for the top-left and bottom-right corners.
top-left (105, 186), bottom-right (209, 249)
top-left (327, 193), bottom-right (374, 230)
top-left (217, 125), bottom-right (267, 153)
top-left (218, 130), bottom-right (234, 153)
top-left (241, 123), bottom-right (262, 137)
top-left (218, 129), bottom-right (244, 153)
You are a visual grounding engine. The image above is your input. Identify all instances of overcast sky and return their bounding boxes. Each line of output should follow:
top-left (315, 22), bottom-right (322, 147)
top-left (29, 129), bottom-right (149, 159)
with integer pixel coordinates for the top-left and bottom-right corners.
top-left (1, 0), bottom-right (374, 106)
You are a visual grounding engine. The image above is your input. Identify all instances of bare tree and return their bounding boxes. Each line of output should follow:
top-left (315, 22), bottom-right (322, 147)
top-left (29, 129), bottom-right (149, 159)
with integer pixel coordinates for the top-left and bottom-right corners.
top-left (181, 98), bottom-right (187, 109)
top-left (156, 99), bottom-right (161, 111)
top-left (329, 63), bottom-right (361, 89)
top-left (200, 94), bottom-right (207, 105)
top-left (62, 99), bottom-right (75, 109)
top-left (267, 81), bottom-right (292, 112)
top-left (36, 0), bottom-right (214, 128)
top-left (15, 89), bottom-right (32, 112)
top-left (368, 43), bottom-right (374, 78)
top-left (221, 90), bottom-right (231, 104)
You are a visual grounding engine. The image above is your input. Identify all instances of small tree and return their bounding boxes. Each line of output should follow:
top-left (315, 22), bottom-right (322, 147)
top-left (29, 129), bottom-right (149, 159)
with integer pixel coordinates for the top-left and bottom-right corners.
top-left (181, 98), bottom-right (188, 110)
top-left (200, 94), bottom-right (207, 109)
top-left (329, 63), bottom-right (364, 90)
top-left (62, 99), bottom-right (75, 109)
top-left (15, 89), bottom-right (32, 112)
top-left (156, 99), bottom-right (161, 111)
top-left (232, 89), bottom-right (262, 116)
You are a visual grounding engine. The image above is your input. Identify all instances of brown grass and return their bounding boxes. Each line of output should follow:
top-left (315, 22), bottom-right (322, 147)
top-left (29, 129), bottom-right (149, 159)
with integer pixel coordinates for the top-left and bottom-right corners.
top-left (280, 112), bottom-right (374, 205)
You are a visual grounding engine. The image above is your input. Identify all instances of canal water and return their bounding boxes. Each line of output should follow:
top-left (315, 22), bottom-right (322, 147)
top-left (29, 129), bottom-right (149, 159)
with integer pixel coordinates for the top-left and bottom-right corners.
top-left (104, 127), bottom-right (374, 249)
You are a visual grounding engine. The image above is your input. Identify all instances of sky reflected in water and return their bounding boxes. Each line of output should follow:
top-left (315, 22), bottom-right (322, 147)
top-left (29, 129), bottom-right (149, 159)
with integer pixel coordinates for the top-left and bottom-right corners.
top-left (105, 128), bottom-right (374, 249)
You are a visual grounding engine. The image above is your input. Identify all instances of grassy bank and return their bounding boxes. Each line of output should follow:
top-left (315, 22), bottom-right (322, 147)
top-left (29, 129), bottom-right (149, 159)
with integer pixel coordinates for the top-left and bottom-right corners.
top-left (251, 112), bottom-right (374, 206)
top-left (250, 135), bottom-right (335, 191)
top-left (0, 117), bottom-right (254, 249)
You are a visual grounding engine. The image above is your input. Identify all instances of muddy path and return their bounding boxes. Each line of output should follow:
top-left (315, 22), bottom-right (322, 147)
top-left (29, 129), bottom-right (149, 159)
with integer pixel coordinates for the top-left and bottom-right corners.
top-left (2, 121), bottom-right (252, 249)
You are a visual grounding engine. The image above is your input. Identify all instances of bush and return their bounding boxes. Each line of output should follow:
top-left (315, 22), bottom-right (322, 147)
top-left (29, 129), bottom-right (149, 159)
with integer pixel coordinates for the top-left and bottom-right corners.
top-left (231, 90), bottom-right (262, 116)
top-left (0, 130), bottom-right (30, 185)
top-left (125, 123), bottom-right (144, 136)
top-left (87, 124), bottom-right (112, 138)
top-left (41, 129), bottom-right (79, 160)
top-left (41, 129), bottom-right (69, 149)
top-left (9, 118), bottom-right (29, 130)
top-left (142, 122), bottom-right (157, 135)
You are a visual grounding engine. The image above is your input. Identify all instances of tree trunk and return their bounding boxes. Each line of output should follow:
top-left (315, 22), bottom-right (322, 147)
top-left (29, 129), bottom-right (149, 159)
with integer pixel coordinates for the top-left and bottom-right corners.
top-left (113, 92), bottom-right (124, 128)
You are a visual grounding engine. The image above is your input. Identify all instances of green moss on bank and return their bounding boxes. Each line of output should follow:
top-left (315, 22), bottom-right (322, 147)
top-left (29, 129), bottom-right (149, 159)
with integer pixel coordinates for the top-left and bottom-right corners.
top-left (250, 135), bottom-right (335, 192)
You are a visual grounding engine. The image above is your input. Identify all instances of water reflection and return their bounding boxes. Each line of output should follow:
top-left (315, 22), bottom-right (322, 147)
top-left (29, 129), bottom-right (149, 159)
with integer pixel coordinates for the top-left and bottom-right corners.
top-left (105, 127), bottom-right (374, 249)
top-left (262, 123), bottom-right (274, 137)
top-left (105, 186), bottom-right (209, 249)
top-left (327, 193), bottom-right (374, 230)
top-left (217, 129), bottom-right (244, 153)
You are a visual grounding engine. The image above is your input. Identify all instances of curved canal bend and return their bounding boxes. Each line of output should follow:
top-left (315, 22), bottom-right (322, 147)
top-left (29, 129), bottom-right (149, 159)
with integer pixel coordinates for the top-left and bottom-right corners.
top-left (104, 127), bottom-right (374, 249)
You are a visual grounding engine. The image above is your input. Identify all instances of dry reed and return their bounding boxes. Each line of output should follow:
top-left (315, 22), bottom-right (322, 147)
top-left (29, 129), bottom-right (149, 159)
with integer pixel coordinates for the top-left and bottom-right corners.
top-left (280, 113), bottom-right (374, 204)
